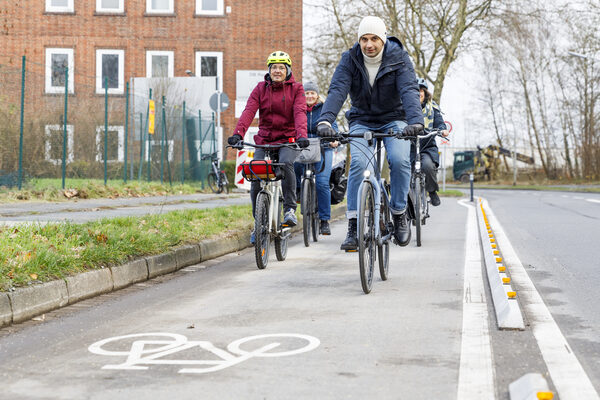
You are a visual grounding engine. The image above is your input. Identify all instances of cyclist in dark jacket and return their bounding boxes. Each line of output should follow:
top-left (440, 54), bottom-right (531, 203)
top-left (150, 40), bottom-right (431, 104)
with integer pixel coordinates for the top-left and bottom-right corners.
top-left (228, 51), bottom-right (309, 243)
top-left (294, 81), bottom-right (339, 235)
top-left (316, 16), bottom-right (424, 250)
top-left (415, 78), bottom-right (449, 207)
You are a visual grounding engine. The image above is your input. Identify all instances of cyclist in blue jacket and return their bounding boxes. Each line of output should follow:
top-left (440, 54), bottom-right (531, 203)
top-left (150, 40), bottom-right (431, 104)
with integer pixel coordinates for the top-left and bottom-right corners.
top-left (294, 81), bottom-right (339, 235)
top-left (316, 16), bottom-right (424, 250)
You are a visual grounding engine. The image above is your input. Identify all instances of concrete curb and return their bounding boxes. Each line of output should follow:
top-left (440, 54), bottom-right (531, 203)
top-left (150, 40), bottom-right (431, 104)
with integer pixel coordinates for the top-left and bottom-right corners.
top-left (0, 203), bottom-right (347, 328)
top-left (509, 373), bottom-right (554, 400)
top-left (476, 197), bottom-right (525, 330)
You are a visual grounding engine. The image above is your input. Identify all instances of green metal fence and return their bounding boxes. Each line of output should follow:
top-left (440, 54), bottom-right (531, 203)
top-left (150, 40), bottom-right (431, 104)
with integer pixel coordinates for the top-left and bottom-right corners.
top-left (0, 55), bottom-right (217, 190)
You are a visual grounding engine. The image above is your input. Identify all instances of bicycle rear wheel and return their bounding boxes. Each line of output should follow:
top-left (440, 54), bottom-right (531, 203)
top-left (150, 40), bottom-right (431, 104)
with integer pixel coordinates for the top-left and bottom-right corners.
top-left (301, 178), bottom-right (311, 247)
top-left (358, 182), bottom-right (376, 294)
top-left (378, 184), bottom-right (390, 281)
top-left (414, 176), bottom-right (422, 247)
top-left (274, 196), bottom-right (288, 261)
top-left (254, 193), bottom-right (270, 269)
top-left (207, 172), bottom-right (222, 194)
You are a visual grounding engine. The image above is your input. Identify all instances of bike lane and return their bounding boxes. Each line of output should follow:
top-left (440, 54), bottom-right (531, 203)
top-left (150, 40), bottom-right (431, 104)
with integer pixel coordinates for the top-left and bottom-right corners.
top-left (1, 199), bottom-right (469, 399)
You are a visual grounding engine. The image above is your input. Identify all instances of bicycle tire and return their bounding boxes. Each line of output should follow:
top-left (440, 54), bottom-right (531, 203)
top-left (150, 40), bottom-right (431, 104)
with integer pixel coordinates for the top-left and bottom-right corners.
top-left (274, 196), bottom-right (288, 261)
top-left (358, 182), bottom-right (376, 294)
top-left (254, 193), bottom-right (270, 269)
top-left (219, 171), bottom-right (229, 194)
top-left (301, 178), bottom-right (311, 247)
top-left (414, 176), bottom-right (422, 247)
top-left (378, 184), bottom-right (390, 281)
top-left (207, 172), bottom-right (222, 194)
top-left (311, 181), bottom-right (319, 242)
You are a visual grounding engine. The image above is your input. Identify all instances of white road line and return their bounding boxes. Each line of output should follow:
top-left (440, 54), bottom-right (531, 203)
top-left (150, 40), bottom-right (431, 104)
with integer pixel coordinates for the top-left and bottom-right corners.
top-left (586, 198), bottom-right (600, 204)
top-left (457, 200), bottom-right (495, 399)
top-left (484, 202), bottom-right (600, 400)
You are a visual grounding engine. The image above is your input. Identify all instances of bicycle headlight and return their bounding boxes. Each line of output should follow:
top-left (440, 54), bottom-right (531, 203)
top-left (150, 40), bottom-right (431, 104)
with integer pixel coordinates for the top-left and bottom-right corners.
top-left (363, 170), bottom-right (371, 178)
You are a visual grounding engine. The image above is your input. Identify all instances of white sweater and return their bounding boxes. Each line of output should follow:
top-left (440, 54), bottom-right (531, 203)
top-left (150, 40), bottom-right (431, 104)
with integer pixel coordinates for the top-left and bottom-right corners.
top-left (362, 50), bottom-right (383, 87)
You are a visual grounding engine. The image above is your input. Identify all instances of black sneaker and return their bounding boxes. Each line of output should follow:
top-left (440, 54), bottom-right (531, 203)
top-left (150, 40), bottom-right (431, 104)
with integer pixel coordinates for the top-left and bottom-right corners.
top-left (320, 220), bottom-right (331, 235)
top-left (340, 218), bottom-right (357, 251)
top-left (392, 212), bottom-right (411, 246)
top-left (429, 191), bottom-right (441, 207)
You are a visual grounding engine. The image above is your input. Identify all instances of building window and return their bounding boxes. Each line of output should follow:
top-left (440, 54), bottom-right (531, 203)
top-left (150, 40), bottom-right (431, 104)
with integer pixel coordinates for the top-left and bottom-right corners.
top-left (195, 51), bottom-right (222, 90)
top-left (45, 48), bottom-right (74, 94)
top-left (96, 126), bottom-right (125, 162)
top-left (96, 49), bottom-right (124, 94)
top-left (45, 125), bottom-right (74, 165)
top-left (146, 51), bottom-right (174, 78)
top-left (144, 140), bottom-right (174, 162)
top-left (46, 0), bottom-right (74, 13)
top-left (146, 0), bottom-right (174, 14)
top-left (96, 0), bottom-right (124, 13)
top-left (195, 0), bottom-right (223, 15)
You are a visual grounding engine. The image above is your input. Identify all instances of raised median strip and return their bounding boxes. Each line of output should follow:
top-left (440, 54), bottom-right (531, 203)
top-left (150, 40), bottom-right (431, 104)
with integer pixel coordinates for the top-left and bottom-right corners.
top-left (0, 203), bottom-right (345, 328)
top-left (476, 197), bottom-right (525, 330)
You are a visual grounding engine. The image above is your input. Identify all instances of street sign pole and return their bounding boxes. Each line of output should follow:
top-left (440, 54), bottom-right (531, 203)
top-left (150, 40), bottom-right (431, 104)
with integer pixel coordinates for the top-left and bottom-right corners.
top-left (216, 77), bottom-right (221, 159)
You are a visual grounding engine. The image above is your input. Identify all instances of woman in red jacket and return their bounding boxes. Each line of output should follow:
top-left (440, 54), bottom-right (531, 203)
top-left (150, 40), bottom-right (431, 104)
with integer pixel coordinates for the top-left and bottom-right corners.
top-left (228, 51), bottom-right (309, 242)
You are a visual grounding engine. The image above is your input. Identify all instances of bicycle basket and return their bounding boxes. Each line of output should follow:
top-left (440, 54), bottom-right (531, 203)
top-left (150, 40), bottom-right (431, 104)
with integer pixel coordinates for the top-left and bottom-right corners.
top-left (296, 138), bottom-right (322, 164)
top-left (241, 160), bottom-right (283, 181)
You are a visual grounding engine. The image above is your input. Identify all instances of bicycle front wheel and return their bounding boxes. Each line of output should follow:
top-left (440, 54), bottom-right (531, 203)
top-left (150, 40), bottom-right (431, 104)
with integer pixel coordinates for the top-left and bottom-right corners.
top-left (219, 171), bottom-right (229, 194)
top-left (301, 178), bottom-right (311, 247)
top-left (358, 182), bottom-right (376, 294)
top-left (414, 176), bottom-right (422, 247)
top-left (378, 185), bottom-right (391, 281)
top-left (254, 193), bottom-right (270, 269)
top-left (274, 196), bottom-right (288, 261)
top-left (207, 172), bottom-right (221, 194)
top-left (311, 184), bottom-right (319, 242)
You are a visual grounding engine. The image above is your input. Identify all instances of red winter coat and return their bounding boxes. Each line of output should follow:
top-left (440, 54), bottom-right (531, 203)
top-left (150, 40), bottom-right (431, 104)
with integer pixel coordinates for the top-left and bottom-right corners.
top-left (233, 72), bottom-right (307, 145)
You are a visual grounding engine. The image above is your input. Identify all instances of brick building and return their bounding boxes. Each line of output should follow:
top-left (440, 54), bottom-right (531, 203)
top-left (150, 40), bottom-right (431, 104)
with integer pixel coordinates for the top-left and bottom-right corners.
top-left (0, 0), bottom-right (303, 177)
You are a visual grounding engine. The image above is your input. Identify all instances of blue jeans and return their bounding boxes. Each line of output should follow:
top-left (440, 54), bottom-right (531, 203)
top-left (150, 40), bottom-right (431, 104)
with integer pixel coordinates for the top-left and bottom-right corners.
top-left (294, 147), bottom-right (333, 221)
top-left (346, 121), bottom-right (411, 219)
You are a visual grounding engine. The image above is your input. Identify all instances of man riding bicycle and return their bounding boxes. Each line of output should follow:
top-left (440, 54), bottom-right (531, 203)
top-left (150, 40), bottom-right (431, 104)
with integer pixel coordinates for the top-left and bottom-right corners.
top-left (316, 16), bottom-right (424, 250)
top-left (228, 51), bottom-right (309, 243)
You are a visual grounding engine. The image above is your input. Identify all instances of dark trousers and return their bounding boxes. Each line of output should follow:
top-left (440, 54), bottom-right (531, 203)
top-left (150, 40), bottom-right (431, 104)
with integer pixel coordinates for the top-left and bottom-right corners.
top-left (421, 152), bottom-right (439, 193)
top-left (251, 147), bottom-right (297, 217)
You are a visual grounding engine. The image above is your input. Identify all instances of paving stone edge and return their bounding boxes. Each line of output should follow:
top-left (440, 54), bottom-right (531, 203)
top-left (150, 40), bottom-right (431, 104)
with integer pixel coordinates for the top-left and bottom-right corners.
top-left (0, 204), bottom-right (346, 328)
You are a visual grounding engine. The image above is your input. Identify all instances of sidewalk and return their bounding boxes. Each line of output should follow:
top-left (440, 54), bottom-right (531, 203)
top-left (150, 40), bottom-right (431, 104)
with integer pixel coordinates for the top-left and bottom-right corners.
top-left (0, 193), bottom-right (251, 225)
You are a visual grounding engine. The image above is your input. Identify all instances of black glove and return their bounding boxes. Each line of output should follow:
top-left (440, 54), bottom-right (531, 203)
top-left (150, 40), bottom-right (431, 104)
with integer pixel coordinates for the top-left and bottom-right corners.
top-left (402, 124), bottom-right (424, 137)
top-left (317, 123), bottom-right (336, 138)
top-left (227, 134), bottom-right (242, 146)
top-left (297, 137), bottom-right (310, 148)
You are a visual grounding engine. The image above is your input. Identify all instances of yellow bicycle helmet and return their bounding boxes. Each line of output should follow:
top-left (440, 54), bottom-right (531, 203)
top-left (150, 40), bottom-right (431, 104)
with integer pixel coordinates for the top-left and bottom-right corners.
top-left (267, 51), bottom-right (292, 67)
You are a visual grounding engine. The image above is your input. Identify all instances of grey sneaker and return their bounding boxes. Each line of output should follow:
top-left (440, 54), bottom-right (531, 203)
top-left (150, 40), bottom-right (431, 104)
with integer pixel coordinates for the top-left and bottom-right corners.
top-left (283, 209), bottom-right (297, 227)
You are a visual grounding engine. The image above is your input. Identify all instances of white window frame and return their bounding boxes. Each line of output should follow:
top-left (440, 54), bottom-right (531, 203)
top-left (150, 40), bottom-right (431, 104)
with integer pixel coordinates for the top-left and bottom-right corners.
top-left (96, 0), bottom-right (125, 13)
top-left (96, 49), bottom-right (125, 94)
top-left (45, 48), bottom-right (75, 94)
top-left (146, 50), bottom-right (174, 78)
top-left (96, 126), bottom-right (125, 162)
top-left (146, 0), bottom-right (174, 14)
top-left (195, 51), bottom-right (223, 91)
top-left (46, 0), bottom-right (74, 13)
top-left (144, 140), bottom-right (174, 162)
top-left (45, 125), bottom-right (74, 165)
top-left (195, 0), bottom-right (223, 16)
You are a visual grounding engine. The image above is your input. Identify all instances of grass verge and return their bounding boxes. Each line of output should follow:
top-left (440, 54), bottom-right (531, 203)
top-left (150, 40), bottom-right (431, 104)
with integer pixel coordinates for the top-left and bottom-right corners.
top-left (439, 189), bottom-right (463, 197)
top-left (0, 205), bottom-right (253, 291)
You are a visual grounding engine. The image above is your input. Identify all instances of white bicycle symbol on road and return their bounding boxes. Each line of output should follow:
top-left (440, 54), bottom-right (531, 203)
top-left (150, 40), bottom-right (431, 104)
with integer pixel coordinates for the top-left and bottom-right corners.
top-left (88, 333), bottom-right (320, 374)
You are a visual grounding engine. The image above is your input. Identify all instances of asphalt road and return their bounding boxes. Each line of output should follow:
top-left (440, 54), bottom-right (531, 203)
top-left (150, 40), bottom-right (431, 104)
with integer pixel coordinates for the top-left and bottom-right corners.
top-left (0, 192), bottom-right (598, 399)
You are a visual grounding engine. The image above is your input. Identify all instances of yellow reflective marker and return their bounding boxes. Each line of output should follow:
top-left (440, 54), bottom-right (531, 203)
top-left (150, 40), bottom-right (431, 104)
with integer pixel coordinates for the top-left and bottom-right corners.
top-left (490, 238), bottom-right (496, 243)
top-left (496, 257), bottom-right (503, 262)
top-left (502, 277), bottom-right (511, 283)
top-left (492, 244), bottom-right (497, 249)
top-left (493, 250), bottom-right (500, 255)
top-left (507, 291), bottom-right (517, 298)
top-left (498, 266), bottom-right (506, 272)
top-left (537, 392), bottom-right (554, 400)
top-left (489, 234), bottom-right (494, 238)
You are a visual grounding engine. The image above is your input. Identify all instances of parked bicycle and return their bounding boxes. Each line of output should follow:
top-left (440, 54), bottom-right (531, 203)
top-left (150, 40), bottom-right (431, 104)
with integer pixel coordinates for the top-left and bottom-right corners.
top-left (400, 129), bottom-right (447, 247)
top-left (297, 138), bottom-right (326, 247)
top-left (202, 152), bottom-right (229, 194)
top-left (335, 130), bottom-right (395, 294)
top-left (235, 141), bottom-right (303, 270)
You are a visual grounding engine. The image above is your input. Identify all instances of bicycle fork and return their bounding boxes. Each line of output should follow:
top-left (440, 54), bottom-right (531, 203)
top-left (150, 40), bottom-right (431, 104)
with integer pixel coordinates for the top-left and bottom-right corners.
top-left (357, 173), bottom-right (382, 246)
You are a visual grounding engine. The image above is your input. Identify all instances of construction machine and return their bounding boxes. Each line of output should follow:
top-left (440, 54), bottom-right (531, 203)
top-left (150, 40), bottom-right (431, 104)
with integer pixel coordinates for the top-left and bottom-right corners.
top-left (453, 145), bottom-right (534, 183)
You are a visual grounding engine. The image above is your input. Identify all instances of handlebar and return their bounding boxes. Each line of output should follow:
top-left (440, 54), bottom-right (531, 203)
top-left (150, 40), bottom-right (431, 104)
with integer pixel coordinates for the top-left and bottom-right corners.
top-left (326, 128), bottom-right (449, 142)
top-left (227, 141), bottom-right (304, 151)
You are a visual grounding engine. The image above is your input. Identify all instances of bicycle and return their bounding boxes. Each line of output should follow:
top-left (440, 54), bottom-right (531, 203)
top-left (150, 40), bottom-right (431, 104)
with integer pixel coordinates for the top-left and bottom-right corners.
top-left (202, 152), bottom-right (229, 194)
top-left (335, 130), bottom-right (395, 294)
top-left (235, 141), bottom-right (302, 270)
top-left (400, 129), bottom-right (447, 247)
top-left (298, 138), bottom-right (326, 247)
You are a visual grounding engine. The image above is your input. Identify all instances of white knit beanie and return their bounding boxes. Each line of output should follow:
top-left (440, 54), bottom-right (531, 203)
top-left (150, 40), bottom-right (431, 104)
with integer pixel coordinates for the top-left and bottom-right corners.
top-left (357, 16), bottom-right (387, 44)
